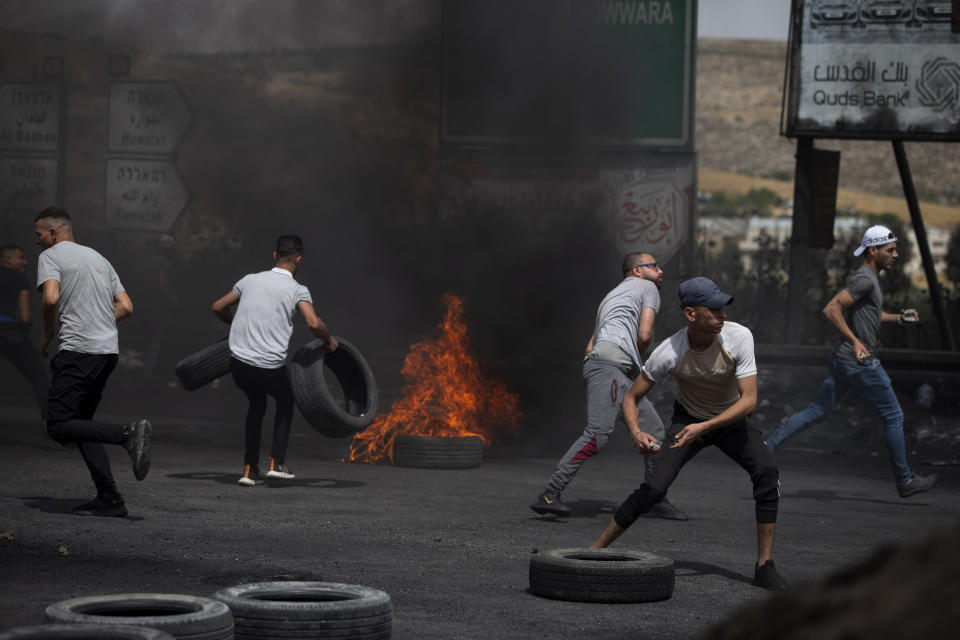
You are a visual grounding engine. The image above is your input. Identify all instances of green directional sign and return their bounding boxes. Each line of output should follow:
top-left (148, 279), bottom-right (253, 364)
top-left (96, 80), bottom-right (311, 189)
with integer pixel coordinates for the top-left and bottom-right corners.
top-left (442, 0), bottom-right (696, 149)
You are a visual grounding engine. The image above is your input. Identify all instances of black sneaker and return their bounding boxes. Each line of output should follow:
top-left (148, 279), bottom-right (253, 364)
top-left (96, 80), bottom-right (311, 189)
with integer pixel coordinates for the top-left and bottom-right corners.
top-left (124, 419), bottom-right (152, 481)
top-left (529, 489), bottom-right (570, 516)
top-left (753, 560), bottom-right (789, 591)
top-left (643, 497), bottom-right (689, 521)
top-left (897, 472), bottom-right (937, 498)
top-left (83, 493), bottom-right (127, 518)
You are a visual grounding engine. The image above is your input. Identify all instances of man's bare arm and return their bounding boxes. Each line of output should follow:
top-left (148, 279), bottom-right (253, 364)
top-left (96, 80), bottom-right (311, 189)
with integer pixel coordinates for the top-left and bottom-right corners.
top-left (823, 289), bottom-right (869, 363)
top-left (297, 301), bottom-right (338, 351)
top-left (211, 291), bottom-right (239, 324)
top-left (114, 291), bottom-right (133, 322)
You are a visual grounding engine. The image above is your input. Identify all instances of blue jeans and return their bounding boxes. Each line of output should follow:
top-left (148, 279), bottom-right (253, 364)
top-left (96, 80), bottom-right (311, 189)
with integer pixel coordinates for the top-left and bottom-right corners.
top-left (766, 353), bottom-right (911, 484)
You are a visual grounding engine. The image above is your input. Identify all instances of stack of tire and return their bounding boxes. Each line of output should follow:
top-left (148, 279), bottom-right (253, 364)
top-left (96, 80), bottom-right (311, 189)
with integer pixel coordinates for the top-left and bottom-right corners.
top-left (212, 582), bottom-right (392, 640)
top-left (41, 594), bottom-right (233, 639)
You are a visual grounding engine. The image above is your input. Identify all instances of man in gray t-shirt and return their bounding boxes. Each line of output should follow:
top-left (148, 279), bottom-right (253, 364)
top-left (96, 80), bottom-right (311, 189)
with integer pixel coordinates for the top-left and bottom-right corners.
top-left (530, 252), bottom-right (687, 520)
top-left (34, 207), bottom-right (152, 518)
top-left (765, 225), bottom-right (936, 498)
top-left (212, 234), bottom-right (338, 486)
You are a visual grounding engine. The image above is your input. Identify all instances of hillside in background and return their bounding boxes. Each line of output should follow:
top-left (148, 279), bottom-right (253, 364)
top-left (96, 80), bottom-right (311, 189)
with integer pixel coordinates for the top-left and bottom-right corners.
top-left (696, 39), bottom-right (960, 228)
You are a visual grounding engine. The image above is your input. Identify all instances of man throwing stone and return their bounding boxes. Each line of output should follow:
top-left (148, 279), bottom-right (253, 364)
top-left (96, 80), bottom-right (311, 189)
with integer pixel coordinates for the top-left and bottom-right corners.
top-left (35, 208), bottom-right (151, 518)
top-left (530, 252), bottom-right (687, 520)
top-left (590, 277), bottom-right (788, 591)
top-left (765, 225), bottom-right (936, 498)
top-left (212, 235), bottom-right (337, 486)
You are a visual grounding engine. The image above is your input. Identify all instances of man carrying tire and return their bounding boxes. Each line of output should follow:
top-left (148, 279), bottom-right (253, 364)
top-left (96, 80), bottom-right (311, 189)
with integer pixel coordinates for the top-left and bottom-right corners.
top-left (590, 277), bottom-right (788, 591)
top-left (530, 252), bottom-right (687, 520)
top-left (35, 208), bottom-right (151, 518)
top-left (212, 235), bottom-right (337, 486)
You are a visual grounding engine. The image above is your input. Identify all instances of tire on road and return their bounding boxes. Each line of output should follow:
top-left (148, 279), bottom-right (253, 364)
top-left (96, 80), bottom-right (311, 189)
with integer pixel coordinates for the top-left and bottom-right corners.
top-left (0, 625), bottom-right (174, 640)
top-left (174, 339), bottom-right (232, 391)
top-left (287, 338), bottom-right (378, 438)
top-left (44, 594), bottom-right (234, 640)
top-left (529, 548), bottom-right (675, 603)
top-left (212, 581), bottom-right (392, 640)
top-left (391, 435), bottom-right (483, 469)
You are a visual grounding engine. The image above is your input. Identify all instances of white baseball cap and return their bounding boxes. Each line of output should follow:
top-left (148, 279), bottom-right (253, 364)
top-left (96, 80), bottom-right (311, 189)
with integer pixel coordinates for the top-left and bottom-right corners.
top-left (853, 225), bottom-right (897, 257)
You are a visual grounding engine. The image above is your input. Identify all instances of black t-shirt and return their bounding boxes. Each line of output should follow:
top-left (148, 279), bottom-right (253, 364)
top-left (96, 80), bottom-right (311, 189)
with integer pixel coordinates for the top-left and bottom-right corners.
top-left (0, 267), bottom-right (29, 325)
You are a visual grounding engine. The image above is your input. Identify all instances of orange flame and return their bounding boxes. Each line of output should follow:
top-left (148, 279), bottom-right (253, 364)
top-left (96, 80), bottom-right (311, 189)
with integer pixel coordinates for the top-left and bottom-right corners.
top-left (348, 294), bottom-right (521, 464)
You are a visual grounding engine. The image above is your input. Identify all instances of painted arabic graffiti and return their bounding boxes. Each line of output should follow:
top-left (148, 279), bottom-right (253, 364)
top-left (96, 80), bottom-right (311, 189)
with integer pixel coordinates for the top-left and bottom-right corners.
top-left (610, 180), bottom-right (687, 260)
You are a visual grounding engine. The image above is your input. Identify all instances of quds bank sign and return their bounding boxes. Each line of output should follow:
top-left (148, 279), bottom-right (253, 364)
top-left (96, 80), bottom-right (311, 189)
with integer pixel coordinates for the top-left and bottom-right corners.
top-left (783, 0), bottom-right (960, 140)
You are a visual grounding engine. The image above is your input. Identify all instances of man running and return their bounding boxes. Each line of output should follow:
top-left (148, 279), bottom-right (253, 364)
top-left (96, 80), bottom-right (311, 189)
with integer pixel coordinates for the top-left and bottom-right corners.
top-left (212, 235), bottom-right (338, 486)
top-left (530, 252), bottom-right (686, 520)
top-left (0, 244), bottom-right (48, 417)
top-left (35, 208), bottom-right (151, 518)
top-left (590, 277), bottom-right (787, 591)
top-left (765, 225), bottom-right (936, 498)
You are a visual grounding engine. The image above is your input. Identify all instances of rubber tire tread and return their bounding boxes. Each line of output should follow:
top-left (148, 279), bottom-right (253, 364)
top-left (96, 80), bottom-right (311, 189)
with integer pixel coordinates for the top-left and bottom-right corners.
top-left (233, 613), bottom-right (392, 629)
top-left (174, 339), bottom-right (232, 391)
top-left (287, 339), bottom-right (378, 438)
top-left (0, 626), bottom-right (175, 640)
top-left (44, 594), bottom-right (234, 639)
top-left (212, 582), bottom-right (391, 623)
top-left (232, 619), bottom-right (391, 638)
top-left (392, 435), bottom-right (483, 469)
top-left (528, 548), bottom-right (675, 603)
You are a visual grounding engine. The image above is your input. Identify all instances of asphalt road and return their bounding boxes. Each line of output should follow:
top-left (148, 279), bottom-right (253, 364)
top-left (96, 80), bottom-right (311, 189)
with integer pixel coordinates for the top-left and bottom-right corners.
top-left (1, 394), bottom-right (957, 640)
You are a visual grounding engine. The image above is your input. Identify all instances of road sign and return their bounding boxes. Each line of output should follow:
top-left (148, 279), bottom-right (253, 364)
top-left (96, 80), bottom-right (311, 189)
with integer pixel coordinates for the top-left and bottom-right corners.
top-left (107, 82), bottom-right (192, 155)
top-left (441, 0), bottom-right (696, 149)
top-left (0, 156), bottom-right (59, 217)
top-left (0, 83), bottom-right (61, 153)
top-left (105, 158), bottom-right (188, 231)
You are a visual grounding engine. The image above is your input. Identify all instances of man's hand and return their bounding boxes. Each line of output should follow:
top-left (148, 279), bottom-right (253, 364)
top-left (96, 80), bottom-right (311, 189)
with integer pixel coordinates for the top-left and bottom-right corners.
top-left (39, 334), bottom-right (52, 358)
top-left (325, 336), bottom-right (339, 352)
top-left (670, 422), bottom-right (708, 448)
top-left (899, 308), bottom-right (919, 325)
top-left (851, 338), bottom-right (870, 364)
top-left (629, 429), bottom-right (660, 454)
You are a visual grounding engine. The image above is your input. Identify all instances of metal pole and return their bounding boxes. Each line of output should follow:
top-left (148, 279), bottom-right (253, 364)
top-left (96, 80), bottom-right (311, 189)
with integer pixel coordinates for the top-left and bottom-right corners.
top-left (892, 140), bottom-right (956, 351)
top-left (785, 137), bottom-right (813, 344)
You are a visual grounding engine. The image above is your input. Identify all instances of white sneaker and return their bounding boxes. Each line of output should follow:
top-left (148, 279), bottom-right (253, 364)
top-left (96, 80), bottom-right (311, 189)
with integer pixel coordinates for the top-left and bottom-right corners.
top-left (264, 458), bottom-right (295, 479)
top-left (238, 464), bottom-right (263, 486)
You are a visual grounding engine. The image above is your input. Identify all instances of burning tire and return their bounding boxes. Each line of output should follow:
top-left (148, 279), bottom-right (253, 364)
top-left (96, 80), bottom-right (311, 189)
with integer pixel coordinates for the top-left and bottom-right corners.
top-left (212, 581), bottom-right (392, 640)
top-left (288, 337), bottom-right (378, 438)
top-left (529, 548), bottom-right (675, 603)
top-left (0, 626), bottom-right (174, 640)
top-left (44, 594), bottom-right (234, 640)
top-left (174, 339), bottom-right (232, 391)
top-left (391, 434), bottom-right (483, 469)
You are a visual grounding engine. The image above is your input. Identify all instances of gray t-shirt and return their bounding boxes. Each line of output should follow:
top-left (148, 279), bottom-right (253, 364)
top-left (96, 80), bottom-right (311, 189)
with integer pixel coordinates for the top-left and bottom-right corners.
top-left (36, 240), bottom-right (124, 354)
top-left (835, 264), bottom-right (882, 360)
top-left (590, 277), bottom-right (661, 371)
top-left (229, 267), bottom-right (313, 369)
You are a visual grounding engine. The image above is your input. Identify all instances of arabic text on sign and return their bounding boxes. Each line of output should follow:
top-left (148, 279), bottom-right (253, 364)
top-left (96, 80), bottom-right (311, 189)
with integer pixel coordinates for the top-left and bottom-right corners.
top-left (8, 90), bottom-right (54, 105)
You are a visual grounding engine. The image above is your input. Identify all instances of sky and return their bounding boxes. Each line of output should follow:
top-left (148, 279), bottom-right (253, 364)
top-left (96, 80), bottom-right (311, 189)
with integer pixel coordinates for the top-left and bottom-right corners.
top-left (0, 0), bottom-right (793, 54)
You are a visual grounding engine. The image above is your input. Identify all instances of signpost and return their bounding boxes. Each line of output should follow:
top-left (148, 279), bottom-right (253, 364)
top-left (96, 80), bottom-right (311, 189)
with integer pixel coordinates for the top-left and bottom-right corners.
top-left (105, 158), bottom-right (188, 232)
top-left (0, 83), bottom-right (61, 153)
top-left (0, 156), bottom-right (59, 217)
top-left (441, 0), bottom-right (696, 148)
top-left (107, 82), bottom-right (192, 155)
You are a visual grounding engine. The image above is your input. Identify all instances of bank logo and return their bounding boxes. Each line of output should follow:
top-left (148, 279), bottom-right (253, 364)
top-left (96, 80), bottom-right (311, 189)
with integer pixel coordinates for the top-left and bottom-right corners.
top-left (916, 57), bottom-right (960, 111)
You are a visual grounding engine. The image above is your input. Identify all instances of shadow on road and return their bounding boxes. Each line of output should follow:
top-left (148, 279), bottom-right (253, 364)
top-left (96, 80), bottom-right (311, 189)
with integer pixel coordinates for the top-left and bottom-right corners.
top-left (780, 488), bottom-right (932, 507)
top-left (19, 496), bottom-right (145, 521)
top-left (674, 559), bottom-right (752, 586)
top-left (165, 471), bottom-right (366, 489)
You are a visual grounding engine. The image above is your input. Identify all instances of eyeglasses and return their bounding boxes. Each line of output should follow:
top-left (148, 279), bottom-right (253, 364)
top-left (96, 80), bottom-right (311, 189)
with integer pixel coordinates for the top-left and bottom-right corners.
top-left (635, 262), bottom-right (660, 270)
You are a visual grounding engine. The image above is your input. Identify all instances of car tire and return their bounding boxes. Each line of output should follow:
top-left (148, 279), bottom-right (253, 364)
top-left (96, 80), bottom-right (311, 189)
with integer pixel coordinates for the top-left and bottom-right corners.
top-left (287, 337), bottom-right (378, 438)
top-left (529, 548), bottom-right (675, 603)
top-left (0, 625), bottom-right (174, 640)
top-left (391, 435), bottom-right (483, 469)
top-left (174, 339), bottom-right (232, 391)
top-left (44, 594), bottom-right (234, 640)
top-left (212, 581), bottom-right (391, 640)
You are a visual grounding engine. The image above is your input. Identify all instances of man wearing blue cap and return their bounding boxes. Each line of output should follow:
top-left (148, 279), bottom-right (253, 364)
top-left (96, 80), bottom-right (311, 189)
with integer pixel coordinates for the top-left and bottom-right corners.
top-left (590, 277), bottom-right (788, 591)
top-left (765, 225), bottom-right (936, 498)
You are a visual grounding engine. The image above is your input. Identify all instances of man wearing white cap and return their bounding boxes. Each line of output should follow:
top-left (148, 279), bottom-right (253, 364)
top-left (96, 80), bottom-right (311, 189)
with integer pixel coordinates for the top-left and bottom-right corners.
top-left (765, 225), bottom-right (937, 498)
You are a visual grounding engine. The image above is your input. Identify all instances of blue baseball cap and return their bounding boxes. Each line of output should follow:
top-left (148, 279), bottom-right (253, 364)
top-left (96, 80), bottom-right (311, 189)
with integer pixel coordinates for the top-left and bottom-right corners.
top-left (678, 277), bottom-right (734, 309)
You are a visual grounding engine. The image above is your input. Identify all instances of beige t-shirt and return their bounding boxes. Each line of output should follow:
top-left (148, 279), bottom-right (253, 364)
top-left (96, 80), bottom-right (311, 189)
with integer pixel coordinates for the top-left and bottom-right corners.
top-left (642, 321), bottom-right (757, 421)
